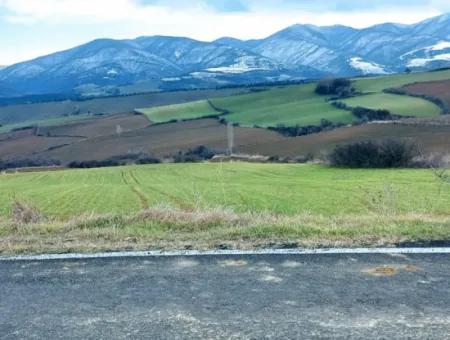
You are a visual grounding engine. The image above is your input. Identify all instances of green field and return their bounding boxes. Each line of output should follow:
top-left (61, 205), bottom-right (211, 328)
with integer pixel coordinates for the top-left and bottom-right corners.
top-left (137, 84), bottom-right (355, 128)
top-left (136, 100), bottom-right (219, 123)
top-left (2, 163), bottom-right (450, 253)
top-left (133, 70), bottom-right (450, 128)
top-left (210, 84), bottom-right (356, 127)
top-left (341, 93), bottom-right (442, 117)
top-left (352, 69), bottom-right (450, 93)
top-left (2, 163), bottom-right (449, 218)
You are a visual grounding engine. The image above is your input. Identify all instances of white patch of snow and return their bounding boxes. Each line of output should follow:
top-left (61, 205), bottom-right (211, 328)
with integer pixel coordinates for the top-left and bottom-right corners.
top-left (401, 41), bottom-right (450, 60)
top-left (162, 77), bottom-right (181, 82)
top-left (107, 69), bottom-right (118, 76)
top-left (349, 57), bottom-right (388, 75)
top-left (428, 41), bottom-right (450, 51)
top-left (206, 56), bottom-right (272, 74)
top-left (189, 72), bottom-right (218, 79)
top-left (407, 53), bottom-right (450, 67)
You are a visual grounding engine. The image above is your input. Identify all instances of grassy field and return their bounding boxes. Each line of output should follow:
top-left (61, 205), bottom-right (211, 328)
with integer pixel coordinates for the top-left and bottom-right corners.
top-left (1, 163), bottom-right (450, 254)
top-left (0, 88), bottom-right (248, 126)
top-left (133, 70), bottom-right (450, 128)
top-left (351, 69), bottom-right (450, 93)
top-left (136, 100), bottom-right (219, 123)
top-left (211, 84), bottom-right (355, 127)
top-left (341, 93), bottom-right (441, 117)
top-left (138, 84), bottom-right (355, 128)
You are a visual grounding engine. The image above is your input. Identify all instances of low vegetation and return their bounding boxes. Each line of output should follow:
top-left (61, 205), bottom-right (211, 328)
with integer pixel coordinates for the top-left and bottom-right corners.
top-left (314, 78), bottom-right (355, 97)
top-left (68, 153), bottom-right (161, 169)
top-left (328, 140), bottom-right (420, 168)
top-left (0, 157), bottom-right (61, 171)
top-left (1, 163), bottom-right (450, 254)
top-left (268, 119), bottom-right (344, 137)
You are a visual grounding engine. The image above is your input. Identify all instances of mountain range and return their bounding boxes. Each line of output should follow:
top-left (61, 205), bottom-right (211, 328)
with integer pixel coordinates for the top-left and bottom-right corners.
top-left (1, 13), bottom-right (450, 97)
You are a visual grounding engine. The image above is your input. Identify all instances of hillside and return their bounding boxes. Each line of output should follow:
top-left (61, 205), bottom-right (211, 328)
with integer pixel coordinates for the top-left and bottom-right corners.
top-left (136, 70), bottom-right (450, 128)
top-left (1, 13), bottom-right (450, 97)
top-left (1, 69), bottom-right (450, 165)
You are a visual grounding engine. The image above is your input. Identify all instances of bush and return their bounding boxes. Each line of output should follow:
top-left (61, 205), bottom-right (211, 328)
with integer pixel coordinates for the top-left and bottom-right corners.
top-left (11, 200), bottom-right (46, 224)
top-left (0, 157), bottom-right (60, 171)
top-left (269, 119), bottom-right (343, 137)
top-left (173, 146), bottom-right (218, 163)
top-left (328, 140), bottom-right (419, 168)
top-left (68, 153), bottom-right (161, 169)
top-left (352, 106), bottom-right (395, 121)
top-left (315, 78), bottom-right (354, 97)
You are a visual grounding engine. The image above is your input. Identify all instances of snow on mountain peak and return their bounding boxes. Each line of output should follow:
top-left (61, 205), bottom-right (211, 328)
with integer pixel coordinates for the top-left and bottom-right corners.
top-left (407, 53), bottom-right (450, 67)
top-left (428, 41), bottom-right (450, 51)
top-left (349, 57), bottom-right (388, 75)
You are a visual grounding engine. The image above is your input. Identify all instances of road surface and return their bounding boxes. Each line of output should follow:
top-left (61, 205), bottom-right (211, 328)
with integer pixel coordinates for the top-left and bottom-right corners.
top-left (1, 252), bottom-right (449, 339)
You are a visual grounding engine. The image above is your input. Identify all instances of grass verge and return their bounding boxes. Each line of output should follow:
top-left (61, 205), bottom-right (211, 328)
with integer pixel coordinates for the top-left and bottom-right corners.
top-left (1, 205), bottom-right (449, 255)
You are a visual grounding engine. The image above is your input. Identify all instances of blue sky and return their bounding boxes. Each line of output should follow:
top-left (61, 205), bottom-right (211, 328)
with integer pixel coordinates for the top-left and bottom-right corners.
top-left (0, 0), bottom-right (449, 65)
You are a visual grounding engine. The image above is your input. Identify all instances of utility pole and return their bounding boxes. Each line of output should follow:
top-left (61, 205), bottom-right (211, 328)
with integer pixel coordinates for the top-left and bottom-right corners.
top-left (227, 122), bottom-right (234, 156)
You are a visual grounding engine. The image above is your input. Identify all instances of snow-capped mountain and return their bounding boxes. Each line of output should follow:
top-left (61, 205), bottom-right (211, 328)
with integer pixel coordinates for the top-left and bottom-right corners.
top-left (239, 13), bottom-right (450, 76)
top-left (1, 13), bottom-right (450, 97)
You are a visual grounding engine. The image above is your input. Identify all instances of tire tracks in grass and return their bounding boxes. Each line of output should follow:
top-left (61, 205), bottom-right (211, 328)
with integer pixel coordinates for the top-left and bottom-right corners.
top-left (122, 169), bottom-right (192, 210)
top-left (121, 170), bottom-right (149, 210)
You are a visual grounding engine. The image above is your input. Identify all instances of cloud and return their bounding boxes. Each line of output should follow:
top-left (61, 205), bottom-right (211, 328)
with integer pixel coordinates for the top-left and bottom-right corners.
top-left (0, 0), bottom-right (444, 30)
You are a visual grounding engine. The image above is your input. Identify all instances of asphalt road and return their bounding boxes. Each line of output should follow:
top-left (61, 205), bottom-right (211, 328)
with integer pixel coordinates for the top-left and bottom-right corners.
top-left (1, 253), bottom-right (449, 339)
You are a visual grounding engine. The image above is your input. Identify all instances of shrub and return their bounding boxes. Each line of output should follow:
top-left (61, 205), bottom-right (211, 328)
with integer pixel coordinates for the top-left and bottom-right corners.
top-left (173, 146), bottom-right (218, 163)
top-left (315, 78), bottom-right (354, 97)
top-left (351, 106), bottom-right (395, 121)
top-left (68, 153), bottom-right (161, 169)
top-left (0, 157), bottom-right (60, 171)
top-left (328, 140), bottom-right (419, 168)
top-left (269, 119), bottom-right (344, 137)
top-left (11, 200), bottom-right (46, 224)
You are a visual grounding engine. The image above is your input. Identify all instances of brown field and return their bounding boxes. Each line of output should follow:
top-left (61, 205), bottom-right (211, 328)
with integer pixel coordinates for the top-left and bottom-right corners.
top-left (3, 116), bottom-right (450, 163)
top-left (39, 113), bottom-right (150, 138)
top-left (39, 119), bottom-right (287, 162)
top-left (279, 123), bottom-right (450, 156)
top-left (0, 88), bottom-right (249, 125)
top-left (0, 133), bottom-right (82, 159)
top-left (403, 80), bottom-right (450, 107)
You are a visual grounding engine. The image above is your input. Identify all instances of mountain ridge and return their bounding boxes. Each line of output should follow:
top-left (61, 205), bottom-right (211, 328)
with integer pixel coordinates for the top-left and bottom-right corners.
top-left (1, 13), bottom-right (450, 97)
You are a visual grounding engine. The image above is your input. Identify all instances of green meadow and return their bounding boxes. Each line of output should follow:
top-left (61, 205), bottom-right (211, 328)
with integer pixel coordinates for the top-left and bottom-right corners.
top-left (1, 163), bottom-right (450, 254)
top-left (133, 70), bottom-right (450, 128)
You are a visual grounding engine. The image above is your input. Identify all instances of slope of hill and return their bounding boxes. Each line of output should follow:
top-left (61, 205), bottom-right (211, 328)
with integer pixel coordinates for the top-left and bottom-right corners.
top-left (1, 70), bottom-right (450, 166)
top-left (136, 70), bottom-right (450, 128)
top-left (1, 14), bottom-right (450, 97)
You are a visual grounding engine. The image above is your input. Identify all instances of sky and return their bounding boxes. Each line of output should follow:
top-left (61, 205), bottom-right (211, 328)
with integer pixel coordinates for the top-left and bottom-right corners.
top-left (0, 0), bottom-right (450, 65)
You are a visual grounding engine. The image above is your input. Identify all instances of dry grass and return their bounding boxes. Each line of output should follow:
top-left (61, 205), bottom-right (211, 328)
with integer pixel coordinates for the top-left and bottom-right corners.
top-left (10, 200), bottom-right (47, 225)
top-left (1, 203), bottom-right (449, 255)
